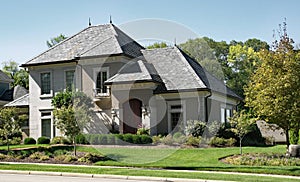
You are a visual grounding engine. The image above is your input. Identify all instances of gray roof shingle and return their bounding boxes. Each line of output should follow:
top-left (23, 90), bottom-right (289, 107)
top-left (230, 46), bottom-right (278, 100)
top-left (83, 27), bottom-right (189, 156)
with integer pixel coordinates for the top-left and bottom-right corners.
top-left (142, 46), bottom-right (241, 99)
top-left (105, 60), bottom-right (162, 84)
top-left (4, 93), bottom-right (29, 107)
top-left (22, 24), bottom-right (143, 66)
top-left (0, 70), bottom-right (13, 83)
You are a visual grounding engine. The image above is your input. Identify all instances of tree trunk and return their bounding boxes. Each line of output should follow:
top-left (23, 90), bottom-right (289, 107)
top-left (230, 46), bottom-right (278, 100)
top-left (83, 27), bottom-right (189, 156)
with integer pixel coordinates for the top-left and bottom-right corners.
top-left (239, 137), bottom-right (242, 155)
top-left (6, 136), bottom-right (9, 152)
top-left (286, 129), bottom-right (290, 154)
top-left (73, 136), bottom-right (76, 156)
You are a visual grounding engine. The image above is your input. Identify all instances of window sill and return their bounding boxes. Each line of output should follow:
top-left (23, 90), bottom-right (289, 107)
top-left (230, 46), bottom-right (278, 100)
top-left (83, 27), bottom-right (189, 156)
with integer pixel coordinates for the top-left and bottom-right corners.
top-left (40, 94), bottom-right (53, 99)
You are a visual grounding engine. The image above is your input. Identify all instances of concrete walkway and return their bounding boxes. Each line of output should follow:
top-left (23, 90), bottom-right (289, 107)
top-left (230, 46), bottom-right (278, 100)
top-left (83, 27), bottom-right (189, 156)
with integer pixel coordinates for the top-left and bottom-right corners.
top-left (0, 162), bottom-right (300, 181)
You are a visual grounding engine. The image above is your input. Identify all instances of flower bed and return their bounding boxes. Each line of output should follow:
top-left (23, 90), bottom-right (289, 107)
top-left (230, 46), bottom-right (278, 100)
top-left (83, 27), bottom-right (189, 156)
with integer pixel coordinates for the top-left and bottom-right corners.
top-left (222, 153), bottom-right (300, 166)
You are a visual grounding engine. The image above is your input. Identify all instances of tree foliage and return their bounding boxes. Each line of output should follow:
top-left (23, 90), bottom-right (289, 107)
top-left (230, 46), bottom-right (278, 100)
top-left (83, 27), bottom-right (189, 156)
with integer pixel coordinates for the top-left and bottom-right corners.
top-left (0, 107), bottom-right (21, 151)
top-left (245, 21), bottom-right (300, 148)
top-left (52, 90), bottom-right (93, 155)
top-left (147, 42), bottom-right (168, 49)
top-left (229, 110), bottom-right (256, 154)
top-left (46, 34), bottom-right (67, 48)
top-left (227, 44), bottom-right (261, 97)
top-left (1, 61), bottom-right (29, 89)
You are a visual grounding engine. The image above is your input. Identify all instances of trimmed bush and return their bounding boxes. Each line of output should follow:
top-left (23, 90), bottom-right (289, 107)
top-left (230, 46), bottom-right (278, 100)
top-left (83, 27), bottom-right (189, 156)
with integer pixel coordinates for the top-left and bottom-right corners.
top-left (185, 136), bottom-right (201, 146)
top-left (51, 136), bottom-right (71, 145)
top-left (107, 134), bottom-right (115, 145)
top-left (132, 135), bottom-right (141, 144)
top-left (123, 134), bottom-right (133, 143)
top-left (209, 137), bottom-right (236, 147)
top-left (75, 134), bottom-right (88, 144)
top-left (24, 137), bottom-right (36, 145)
top-left (137, 128), bottom-right (149, 135)
top-left (37, 136), bottom-right (50, 144)
top-left (140, 135), bottom-right (152, 144)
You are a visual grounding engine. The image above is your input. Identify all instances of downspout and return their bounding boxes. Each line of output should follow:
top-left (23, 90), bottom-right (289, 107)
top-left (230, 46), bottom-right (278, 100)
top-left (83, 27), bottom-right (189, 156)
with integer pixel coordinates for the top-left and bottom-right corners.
top-left (205, 91), bottom-right (212, 123)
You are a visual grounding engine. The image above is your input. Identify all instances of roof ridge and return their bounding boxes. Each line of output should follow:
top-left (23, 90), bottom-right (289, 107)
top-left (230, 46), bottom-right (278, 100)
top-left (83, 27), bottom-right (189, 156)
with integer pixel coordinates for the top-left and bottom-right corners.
top-left (174, 46), bottom-right (207, 88)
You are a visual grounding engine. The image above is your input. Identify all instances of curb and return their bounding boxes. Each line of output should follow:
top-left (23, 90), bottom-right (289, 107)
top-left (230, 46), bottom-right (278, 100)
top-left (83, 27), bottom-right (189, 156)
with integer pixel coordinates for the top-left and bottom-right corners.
top-left (0, 170), bottom-right (229, 182)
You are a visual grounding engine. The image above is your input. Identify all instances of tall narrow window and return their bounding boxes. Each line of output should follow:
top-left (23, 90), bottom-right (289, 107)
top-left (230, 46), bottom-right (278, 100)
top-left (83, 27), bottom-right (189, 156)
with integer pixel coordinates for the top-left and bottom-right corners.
top-left (41, 72), bottom-right (51, 95)
top-left (221, 108), bottom-right (232, 123)
top-left (65, 70), bottom-right (75, 91)
top-left (96, 71), bottom-right (108, 94)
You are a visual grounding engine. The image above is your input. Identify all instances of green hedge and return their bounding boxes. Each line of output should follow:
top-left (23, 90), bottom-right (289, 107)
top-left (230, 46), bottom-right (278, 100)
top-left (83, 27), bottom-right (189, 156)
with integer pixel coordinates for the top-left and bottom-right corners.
top-left (75, 134), bottom-right (152, 145)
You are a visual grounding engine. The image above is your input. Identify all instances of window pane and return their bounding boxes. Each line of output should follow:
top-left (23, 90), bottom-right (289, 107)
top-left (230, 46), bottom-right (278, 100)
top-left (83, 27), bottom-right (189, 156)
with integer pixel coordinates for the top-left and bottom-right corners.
top-left (41, 72), bottom-right (51, 94)
top-left (41, 119), bottom-right (51, 138)
top-left (171, 112), bottom-right (181, 130)
top-left (102, 71), bottom-right (107, 93)
top-left (221, 108), bottom-right (225, 123)
top-left (226, 109), bottom-right (231, 122)
top-left (96, 71), bottom-right (108, 94)
top-left (96, 72), bottom-right (102, 93)
top-left (65, 70), bottom-right (75, 90)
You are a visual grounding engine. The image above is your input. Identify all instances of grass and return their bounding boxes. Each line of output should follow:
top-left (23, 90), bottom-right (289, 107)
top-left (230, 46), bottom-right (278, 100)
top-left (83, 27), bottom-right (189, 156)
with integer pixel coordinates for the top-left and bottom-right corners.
top-left (1, 144), bottom-right (300, 181)
top-left (0, 163), bottom-right (299, 182)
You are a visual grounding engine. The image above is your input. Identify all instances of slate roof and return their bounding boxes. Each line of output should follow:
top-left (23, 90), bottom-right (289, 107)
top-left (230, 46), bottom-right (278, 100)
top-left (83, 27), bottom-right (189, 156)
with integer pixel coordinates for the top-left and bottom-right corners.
top-left (22, 24), bottom-right (144, 66)
top-left (142, 46), bottom-right (241, 99)
top-left (0, 86), bottom-right (29, 102)
top-left (5, 93), bottom-right (29, 107)
top-left (0, 70), bottom-right (13, 82)
top-left (105, 60), bottom-right (162, 84)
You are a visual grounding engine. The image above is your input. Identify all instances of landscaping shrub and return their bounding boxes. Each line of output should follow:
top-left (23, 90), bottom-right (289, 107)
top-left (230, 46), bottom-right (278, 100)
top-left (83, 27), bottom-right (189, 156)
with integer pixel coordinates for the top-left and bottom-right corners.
top-left (209, 137), bottom-right (236, 147)
top-left (89, 134), bottom-right (99, 145)
top-left (173, 132), bottom-right (187, 144)
top-left (140, 135), bottom-right (152, 144)
top-left (160, 135), bottom-right (174, 145)
top-left (123, 134), bottom-right (133, 143)
top-left (136, 128), bottom-right (149, 135)
top-left (98, 135), bottom-right (107, 145)
top-left (152, 135), bottom-right (161, 144)
top-left (132, 134), bottom-right (141, 144)
top-left (75, 134), bottom-right (88, 144)
top-left (185, 120), bottom-right (206, 137)
top-left (37, 136), bottom-right (50, 144)
top-left (50, 136), bottom-right (71, 145)
top-left (114, 134), bottom-right (124, 145)
top-left (63, 155), bottom-right (77, 162)
top-left (10, 137), bottom-right (22, 145)
top-left (185, 136), bottom-right (201, 146)
top-left (106, 134), bottom-right (115, 144)
top-left (78, 152), bottom-right (106, 163)
top-left (24, 137), bottom-right (36, 145)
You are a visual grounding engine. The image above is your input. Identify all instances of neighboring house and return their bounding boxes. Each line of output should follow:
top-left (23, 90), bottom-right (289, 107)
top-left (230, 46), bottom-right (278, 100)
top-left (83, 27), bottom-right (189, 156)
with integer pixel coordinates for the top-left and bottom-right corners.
top-left (21, 23), bottom-right (241, 139)
top-left (0, 70), bottom-right (14, 107)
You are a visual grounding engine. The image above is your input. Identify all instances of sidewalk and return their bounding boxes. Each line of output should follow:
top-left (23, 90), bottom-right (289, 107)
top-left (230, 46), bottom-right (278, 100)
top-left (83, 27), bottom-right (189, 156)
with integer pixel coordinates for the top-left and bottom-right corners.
top-left (1, 162), bottom-right (300, 181)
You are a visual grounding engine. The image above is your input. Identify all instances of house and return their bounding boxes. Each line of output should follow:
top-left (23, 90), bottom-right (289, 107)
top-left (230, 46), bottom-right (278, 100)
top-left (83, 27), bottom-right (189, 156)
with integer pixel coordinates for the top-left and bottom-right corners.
top-left (21, 23), bottom-right (241, 139)
top-left (0, 70), bottom-right (14, 107)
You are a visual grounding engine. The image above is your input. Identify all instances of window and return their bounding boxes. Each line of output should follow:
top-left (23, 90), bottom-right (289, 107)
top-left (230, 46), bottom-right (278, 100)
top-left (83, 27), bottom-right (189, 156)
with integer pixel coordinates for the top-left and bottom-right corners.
top-left (96, 71), bottom-right (108, 94)
top-left (40, 111), bottom-right (55, 138)
top-left (65, 70), bottom-right (75, 91)
top-left (168, 101), bottom-right (186, 133)
top-left (41, 72), bottom-right (51, 95)
top-left (41, 119), bottom-right (51, 138)
top-left (221, 108), bottom-right (232, 123)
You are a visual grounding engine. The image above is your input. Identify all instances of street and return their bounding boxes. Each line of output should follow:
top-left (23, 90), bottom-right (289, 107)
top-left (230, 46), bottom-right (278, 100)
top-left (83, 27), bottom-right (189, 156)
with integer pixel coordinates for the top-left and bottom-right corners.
top-left (0, 173), bottom-right (156, 182)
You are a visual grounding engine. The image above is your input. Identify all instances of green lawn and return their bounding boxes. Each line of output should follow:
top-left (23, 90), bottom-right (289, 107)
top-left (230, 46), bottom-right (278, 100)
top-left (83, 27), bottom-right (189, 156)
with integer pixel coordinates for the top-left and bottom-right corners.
top-left (1, 144), bottom-right (300, 181)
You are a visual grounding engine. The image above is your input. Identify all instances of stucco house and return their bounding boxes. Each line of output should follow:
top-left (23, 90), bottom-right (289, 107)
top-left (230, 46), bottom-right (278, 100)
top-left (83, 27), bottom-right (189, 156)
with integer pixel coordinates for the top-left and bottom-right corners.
top-left (21, 23), bottom-right (241, 139)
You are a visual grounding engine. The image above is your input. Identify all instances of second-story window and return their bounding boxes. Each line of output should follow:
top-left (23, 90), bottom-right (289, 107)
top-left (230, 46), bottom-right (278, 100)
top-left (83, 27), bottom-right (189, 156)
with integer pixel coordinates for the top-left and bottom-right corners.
top-left (96, 71), bottom-right (107, 94)
top-left (41, 72), bottom-right (51, 95)
top-left (65, 70), bottom-right (75, 91)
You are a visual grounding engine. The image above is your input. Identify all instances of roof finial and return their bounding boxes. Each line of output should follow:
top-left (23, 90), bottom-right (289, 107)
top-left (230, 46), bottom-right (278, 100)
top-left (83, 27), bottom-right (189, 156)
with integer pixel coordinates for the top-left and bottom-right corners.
top-left (174, 38), bottom-right (177, 46)
top-left (89, 17), bottom-right (92, 26)
top-left (109, 15), bottom-right (112, 24)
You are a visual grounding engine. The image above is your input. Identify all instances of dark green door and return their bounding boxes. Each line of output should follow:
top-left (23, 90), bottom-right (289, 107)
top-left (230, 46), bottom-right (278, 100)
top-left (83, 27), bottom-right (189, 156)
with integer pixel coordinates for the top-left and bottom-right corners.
top-left (41, 119), bottom-right (51, 138)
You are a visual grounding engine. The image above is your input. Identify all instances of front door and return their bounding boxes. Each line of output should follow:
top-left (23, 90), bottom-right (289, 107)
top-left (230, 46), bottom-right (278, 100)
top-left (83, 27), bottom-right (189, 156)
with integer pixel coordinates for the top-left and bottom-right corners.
top-left (122, 99), bottom-right (142, 134)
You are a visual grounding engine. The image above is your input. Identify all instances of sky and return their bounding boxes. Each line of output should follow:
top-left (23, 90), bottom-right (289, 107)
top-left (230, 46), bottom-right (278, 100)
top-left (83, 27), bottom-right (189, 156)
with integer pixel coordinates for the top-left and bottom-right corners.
top-left (1, 0), bottom-right (299, 65)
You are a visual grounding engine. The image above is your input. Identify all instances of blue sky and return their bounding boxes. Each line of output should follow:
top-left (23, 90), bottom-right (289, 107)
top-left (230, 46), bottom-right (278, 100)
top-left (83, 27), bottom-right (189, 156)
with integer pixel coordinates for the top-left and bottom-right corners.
top-left (1, 0), bottom-right (299, 64)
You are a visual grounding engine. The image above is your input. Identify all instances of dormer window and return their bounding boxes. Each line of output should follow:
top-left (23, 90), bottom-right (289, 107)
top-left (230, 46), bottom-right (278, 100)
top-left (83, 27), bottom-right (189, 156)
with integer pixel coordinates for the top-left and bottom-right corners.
top-left (41, 72), bottom-right (51, 95)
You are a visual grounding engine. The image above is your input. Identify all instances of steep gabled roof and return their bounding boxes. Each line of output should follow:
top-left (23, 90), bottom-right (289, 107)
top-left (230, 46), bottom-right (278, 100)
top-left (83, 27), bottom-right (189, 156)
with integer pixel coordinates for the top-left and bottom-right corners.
top-left (5, 93), bottom-right (29, 107)
top-left (105, 60), bottom-right (162, 84)
top-left (22, 24), bottom-right (144, 67)
top-left (0, 70), bottom-right (13, 83)
top-left (142, 46), bottom-right (241, 99)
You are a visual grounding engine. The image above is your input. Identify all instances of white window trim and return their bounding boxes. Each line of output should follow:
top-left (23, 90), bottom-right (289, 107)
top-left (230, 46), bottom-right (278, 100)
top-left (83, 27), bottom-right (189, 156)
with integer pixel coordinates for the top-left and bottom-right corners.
top-left (40, 110), bottom-right (55, 138)
top-left (167, 100), bottom-right (186, 133)
top-left (220, 103), bottom-right (233, 123)
top-left (39, 71), bottom-right (53, 98)
top-left (64, 69), bottom-right (76, 91)
top-left (93, 67), bottom-right (109, 96)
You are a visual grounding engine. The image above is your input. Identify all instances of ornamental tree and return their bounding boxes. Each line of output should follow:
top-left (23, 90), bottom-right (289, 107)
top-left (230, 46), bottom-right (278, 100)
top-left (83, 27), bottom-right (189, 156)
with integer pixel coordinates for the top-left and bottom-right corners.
top-left (0, 107), bottom-right (21, 151)
top-left (52, 90), bottom-right (92, 155)
top-left (245, 21), bottom-right (300, 149)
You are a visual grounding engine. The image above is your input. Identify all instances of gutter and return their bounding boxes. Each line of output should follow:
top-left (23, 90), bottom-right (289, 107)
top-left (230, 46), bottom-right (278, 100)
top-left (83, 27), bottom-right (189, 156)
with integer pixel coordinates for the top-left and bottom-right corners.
top-left (205, 90), bottom-right (212, 123)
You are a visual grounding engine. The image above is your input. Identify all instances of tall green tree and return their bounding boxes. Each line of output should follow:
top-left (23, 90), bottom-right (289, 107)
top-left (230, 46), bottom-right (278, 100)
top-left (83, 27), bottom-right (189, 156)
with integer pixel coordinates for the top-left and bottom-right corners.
top-left (1, 61), bottom-right (29, 89)
top-left (52, 90), bottom-right (92, 155)
top-left (46, 34), bottom-right (67, 48)
top-left (227, 44), bottom-right (261, 97)
top-left (245, 22), bottom-right (300, 149)
top-left (0, 107), bottom-right (21, 151)
top-left (180, 38), bottom-right (224, 80)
